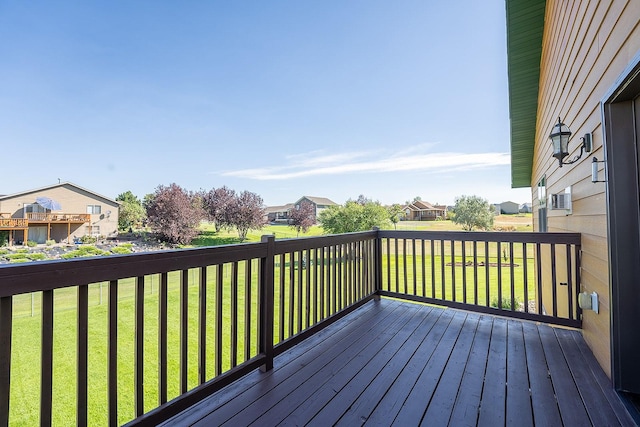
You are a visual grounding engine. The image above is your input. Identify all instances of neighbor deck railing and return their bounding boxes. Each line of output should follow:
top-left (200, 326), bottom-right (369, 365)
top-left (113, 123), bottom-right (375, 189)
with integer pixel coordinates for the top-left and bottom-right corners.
top-left (0, 218), bottom-right (28, 229)
top-left (26, 213), bottom-right (91, 222)
top-left (0, 230), bottom-right (580, 426)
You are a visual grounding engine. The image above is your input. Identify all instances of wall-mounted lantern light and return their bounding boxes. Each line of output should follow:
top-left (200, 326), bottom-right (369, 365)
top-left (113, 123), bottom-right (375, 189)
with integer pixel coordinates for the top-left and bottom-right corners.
top-left (549, 117), bottom-right (592, 167)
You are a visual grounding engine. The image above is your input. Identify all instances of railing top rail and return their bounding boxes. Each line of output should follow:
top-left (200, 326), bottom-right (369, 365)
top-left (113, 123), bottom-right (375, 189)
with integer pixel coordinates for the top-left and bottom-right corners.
top-left (273, 230), bottom-right (377, 255)
top-left (0, 241), bottom-right (267, 297)
top-left (378, 230), bottom-right (581, 245)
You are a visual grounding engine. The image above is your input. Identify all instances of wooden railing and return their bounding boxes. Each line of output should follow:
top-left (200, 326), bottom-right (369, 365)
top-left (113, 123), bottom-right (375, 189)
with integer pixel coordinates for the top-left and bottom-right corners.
top-left (0, 218), bottom-right (28, 229)
top-left (26, 213), bottom-right (91, 222)
top-left (0, 230), bottom-right (580, 426)
top-left (378, 230), bottom-right (582, 328)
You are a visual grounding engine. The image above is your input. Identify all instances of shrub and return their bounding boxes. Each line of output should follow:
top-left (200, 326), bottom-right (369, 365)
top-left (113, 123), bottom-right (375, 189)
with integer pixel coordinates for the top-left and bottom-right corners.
top-left (0, 249), bottom-right (8, 256)
top-left (26, 240), bottom-right (37, 247)
top-left (9, 258), bottom-right (30, 264)
top-left (14, 248), bottom-right (28, 253)
top-left (490, 296), bottom-right (522, 310)
top-left (5, 253), bottom-right (28, 260)
top-left (111, 246), bottom-right (132, 255)
top-left (27, 253), bottom-right (47, 261)
top-left (61, 246), bottom-right (109, 259)
top-left (80, 235), bottom-right (97, 244)
top-left (45, 239), bottom-right (55, 246)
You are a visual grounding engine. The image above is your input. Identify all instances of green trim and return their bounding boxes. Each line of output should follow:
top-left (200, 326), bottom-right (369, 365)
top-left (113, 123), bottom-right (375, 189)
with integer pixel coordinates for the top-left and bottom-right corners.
top-left (506, 0), bottom-right (546, 188)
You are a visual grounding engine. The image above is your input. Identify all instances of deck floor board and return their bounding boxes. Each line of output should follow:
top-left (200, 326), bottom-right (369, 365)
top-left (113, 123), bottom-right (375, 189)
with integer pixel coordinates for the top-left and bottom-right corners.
top-left (164, 299), bottom-right (634, 427)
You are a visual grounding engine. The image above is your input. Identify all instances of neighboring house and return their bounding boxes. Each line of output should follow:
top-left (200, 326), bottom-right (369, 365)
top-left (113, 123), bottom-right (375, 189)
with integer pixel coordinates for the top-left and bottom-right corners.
top-left (519, 202), bottom-right (532, 213)
top-left (506, 0), bottom-right (640, 394)
top-left (0, 182), bottom-right (119, 244)
top-left (494, 202), bottom-right (520, 215)
top-left (265, 203), bottom-right (294, 223)
top-left (294, 196), bottom-right (338, 222)
top-left (402, 200), bottom-right (446, 221)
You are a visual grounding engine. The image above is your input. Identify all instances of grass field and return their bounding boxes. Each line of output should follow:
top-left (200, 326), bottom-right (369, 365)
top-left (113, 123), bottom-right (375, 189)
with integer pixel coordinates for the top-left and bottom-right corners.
top-left (7, 215), bottom-right (535, 425)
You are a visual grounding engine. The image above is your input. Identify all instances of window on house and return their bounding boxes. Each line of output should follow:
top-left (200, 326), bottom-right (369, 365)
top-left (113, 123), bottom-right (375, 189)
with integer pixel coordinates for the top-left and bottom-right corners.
top-left (537, 176), bottom-right (547, 232)
top-left (87, 205), bottom-right (102, 214)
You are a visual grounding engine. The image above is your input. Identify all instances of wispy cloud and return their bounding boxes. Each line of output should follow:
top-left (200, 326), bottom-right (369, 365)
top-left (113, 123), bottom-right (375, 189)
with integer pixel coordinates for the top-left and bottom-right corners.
top-left (220, 147), bottom-right (510, 180)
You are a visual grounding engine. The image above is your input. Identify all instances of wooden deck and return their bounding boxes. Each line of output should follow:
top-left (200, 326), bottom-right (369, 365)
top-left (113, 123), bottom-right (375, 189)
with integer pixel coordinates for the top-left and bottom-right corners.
top-left (162, 299), bottom-right (634, 426)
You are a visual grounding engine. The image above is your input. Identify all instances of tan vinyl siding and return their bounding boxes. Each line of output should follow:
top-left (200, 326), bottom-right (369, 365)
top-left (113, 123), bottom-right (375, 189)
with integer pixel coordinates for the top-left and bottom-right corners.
top-left (532, 0), bottom-right (640, 378)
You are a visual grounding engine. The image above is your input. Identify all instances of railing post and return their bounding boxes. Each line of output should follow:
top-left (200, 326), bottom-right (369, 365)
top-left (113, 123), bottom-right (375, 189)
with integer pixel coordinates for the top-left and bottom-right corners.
top-left (260, 235), bottom-right (275, 372)
top-left (373, 227), bottom-right (382, 300)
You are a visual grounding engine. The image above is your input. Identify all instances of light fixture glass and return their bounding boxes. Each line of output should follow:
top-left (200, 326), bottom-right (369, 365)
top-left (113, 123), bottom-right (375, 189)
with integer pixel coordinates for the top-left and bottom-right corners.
top-left (549, 117), bottom-right (572, 166)
top-left (549, 117), bottom-right (592, 167)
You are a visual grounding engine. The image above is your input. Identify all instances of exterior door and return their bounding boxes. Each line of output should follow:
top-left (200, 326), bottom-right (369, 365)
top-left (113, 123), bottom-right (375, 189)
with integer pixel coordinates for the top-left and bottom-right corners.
top-left (603, 60), bottom-right (640, 393)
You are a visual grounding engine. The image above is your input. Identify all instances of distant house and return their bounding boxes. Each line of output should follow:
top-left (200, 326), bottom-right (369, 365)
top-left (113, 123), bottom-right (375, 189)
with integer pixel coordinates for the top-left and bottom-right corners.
top-left (265, 203), bottom-right (295, 223)
top-left (0, 182), bottom-right (119, 245)
top-left (493, 201), bottom-right (519, 215)
top-left (294, 196), bottom-right (338, 222)
top-left (402, 200), bottom-right (446, 221)
top-left (265, 196), bottom-right (337, 224)
top-left (519, 203), bottom-right (532, 213)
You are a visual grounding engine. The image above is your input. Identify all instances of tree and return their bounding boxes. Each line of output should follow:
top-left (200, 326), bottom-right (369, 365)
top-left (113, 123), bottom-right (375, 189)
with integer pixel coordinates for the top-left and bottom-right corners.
top-left (319, 199), bottom-right (390, 234)
top-left (451, 195), bottom-right (494, 231)
top-left (116, 191), bottom-right (146, 231)
top-left (227, 190), bottom-right (265, 241)
top-left (288, 201), bottom-right (315, 237)
top-left (145, 183), bottom-right (203, 244)
top-left (387, 204), bottom-right (404, 230)
top-left (203, 186), bottom-right (236, 232)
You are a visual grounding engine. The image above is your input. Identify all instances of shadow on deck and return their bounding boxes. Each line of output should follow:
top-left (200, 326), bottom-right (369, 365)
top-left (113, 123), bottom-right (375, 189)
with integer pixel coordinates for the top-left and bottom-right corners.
top-left (163, 299), bottom-right (634, 426)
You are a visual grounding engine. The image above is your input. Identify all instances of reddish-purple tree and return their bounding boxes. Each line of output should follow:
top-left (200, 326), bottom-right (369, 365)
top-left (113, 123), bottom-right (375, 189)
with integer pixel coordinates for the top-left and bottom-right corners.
top-left (228, 190), bottom-right (265, 241)
top-left (146, 183), bottom-right (203, 244)
top-left (288, 201), bottom-right (316, 237)
top-left (203, 186), bottom-right (236, 232)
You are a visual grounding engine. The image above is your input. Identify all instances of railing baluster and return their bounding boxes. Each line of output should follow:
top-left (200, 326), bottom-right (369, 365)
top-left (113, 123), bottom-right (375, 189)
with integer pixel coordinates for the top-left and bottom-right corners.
top-left (566, 244), bottom-right (574, 320)
top-left (440, 240), bottom-right (445, 300)
top-left (279, 254), bottom-right (285, 342)
top-left (421, 239), bottom-right (426, 297)
top-left (320, 248), bottom-right (326, 321)
top-left (510, 242), bottom-right (515, 311)
top-left (412, 239), bottom-right (417, 295)
top-left (401, 239), bottom-right (407, 294)
top-left (215, 265), bottom-right (223, 376)
top-left (77, 284), bottom-right (88, 427)
top-left (523, 244), bottom-right (529, 313)
top-left (199, 266), bottom-right (207, 384)
top-left (497, 242), bottom-right (502, 309)
top-left (231, 262), bottom-right (238, 368)
top-left (536, 243), bottom-right (543, 315)
top-left (0, 296), bottom-right (12, 427)
top-left (289, 253), bottom-right (295, 337)
top-left (430, 240), bottom-right (435, 298)
top-left (473, 241), bottom-right (478, 305)
top-left (451, 240), bottom-right (456, 302)
top-left (485, 241), bottom-right (490, 307)
top-left (108, 280), bottom-right (118, 426)
top-left (462, 241), bottom-right (467, 303)
top-left (332, 246), bottom-right (337, 315)
top-left (551, 244), bottom-right (558, 318)
top-left (245, 260), bottom-right (252, 362)
top-left (41, 289), bottom-right (53, 426)
top-left (313, 248), bottom-right (319, 324)
top-left (305, 248), bottom-right (311, 329)
top-left (575, 242), bottom-right (582, 319)
top-left (297, 251), bottom-right (303, 332)
top-left (394, 238), bottom-right (399, 293)
top-left (159, 273), bottom-right (168, 404)
top-left (135, 276), bottom-right (145, 415)
top-left (386, 238), bottom-right (391, 292)
top-left (180, 270), bottom-right (188, 393)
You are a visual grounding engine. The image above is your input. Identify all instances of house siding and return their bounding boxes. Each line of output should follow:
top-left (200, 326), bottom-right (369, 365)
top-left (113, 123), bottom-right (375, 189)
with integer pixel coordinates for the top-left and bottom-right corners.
top-left (532, 0), bottom-right (640, 378)
top-left (0, 183), bottom-right (119, 242)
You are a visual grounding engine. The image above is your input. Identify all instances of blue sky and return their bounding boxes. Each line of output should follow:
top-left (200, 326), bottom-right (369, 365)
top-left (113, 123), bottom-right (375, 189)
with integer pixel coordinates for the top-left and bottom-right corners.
top-left (0, 1), bottom-right (531, 207)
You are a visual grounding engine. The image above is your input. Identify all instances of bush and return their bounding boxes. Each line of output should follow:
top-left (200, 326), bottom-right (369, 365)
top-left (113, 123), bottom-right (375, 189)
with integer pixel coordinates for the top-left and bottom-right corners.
top-left (27, 253), bottom-right (47, 261)
top-left (111, 246), bottom-right (132, 255)
top-left (490, 296), bottom-right (521, 310)
top-left (4, 253), bottom-right (28, 260)
top-left (80, 235), bottom-right (97, 244)
top-left (9, 258), bottom-right (30, 264)
top-left (0, 249), bottom-right (8, 256)
top-left (45, 239), bottom-right (55, 246)
top-left (26, 240), bottom-right (37, 247)
top-left (61, 246), bottom-right (109, 259)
